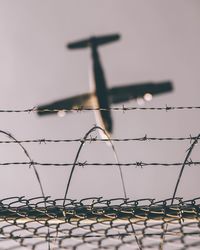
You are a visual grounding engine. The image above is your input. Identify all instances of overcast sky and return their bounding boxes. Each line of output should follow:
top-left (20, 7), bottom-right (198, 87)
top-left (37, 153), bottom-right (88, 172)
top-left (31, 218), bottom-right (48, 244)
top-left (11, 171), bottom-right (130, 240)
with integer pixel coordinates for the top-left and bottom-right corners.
top-left (0, 0), bottom-right (199, 201)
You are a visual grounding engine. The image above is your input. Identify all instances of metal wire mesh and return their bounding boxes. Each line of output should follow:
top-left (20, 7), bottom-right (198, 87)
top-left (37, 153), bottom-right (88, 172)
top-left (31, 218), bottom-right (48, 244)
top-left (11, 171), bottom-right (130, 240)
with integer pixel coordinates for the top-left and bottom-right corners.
top-left (0, 196), bottom-right (199, 249)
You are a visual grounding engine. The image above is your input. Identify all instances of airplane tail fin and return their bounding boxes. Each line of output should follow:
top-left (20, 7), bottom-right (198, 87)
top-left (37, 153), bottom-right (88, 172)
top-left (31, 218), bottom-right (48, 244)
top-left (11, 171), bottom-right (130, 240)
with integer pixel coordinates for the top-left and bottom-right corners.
top-left (67, 33), bottom-right (120, 49)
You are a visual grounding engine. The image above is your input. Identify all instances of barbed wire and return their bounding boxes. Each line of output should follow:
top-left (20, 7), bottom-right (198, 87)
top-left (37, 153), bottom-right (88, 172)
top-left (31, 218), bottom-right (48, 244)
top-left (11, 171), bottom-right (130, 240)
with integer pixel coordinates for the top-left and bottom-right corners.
top-left (0, 160), bottom-right (199, 167)
top-left (0, 130), bottom-right (45, 200)
top-left (0, 103), bottom-right (199, 250)
top-left (0, 135), bottom-right (199, 144)
top-left (171, 133), bottom-right (200, 204)
top-left (0, 105), bottom-right (200, 113)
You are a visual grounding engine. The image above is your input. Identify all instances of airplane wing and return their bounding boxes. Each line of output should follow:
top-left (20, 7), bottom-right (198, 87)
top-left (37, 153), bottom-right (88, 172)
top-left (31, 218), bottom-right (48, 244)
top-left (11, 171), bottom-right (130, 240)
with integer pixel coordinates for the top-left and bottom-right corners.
top-left (108, 81), bottom-right (173, 104)
top-left (37, 93), bottom-right (95, 116)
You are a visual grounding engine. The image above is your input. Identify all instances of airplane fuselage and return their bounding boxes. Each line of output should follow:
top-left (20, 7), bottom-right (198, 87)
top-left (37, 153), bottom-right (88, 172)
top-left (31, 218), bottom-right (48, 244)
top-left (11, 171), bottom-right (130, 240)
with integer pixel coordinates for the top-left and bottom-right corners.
top-left (37, 33), bottom-right (173, 137)
top-left (91, 45), bottom-right (112, 133)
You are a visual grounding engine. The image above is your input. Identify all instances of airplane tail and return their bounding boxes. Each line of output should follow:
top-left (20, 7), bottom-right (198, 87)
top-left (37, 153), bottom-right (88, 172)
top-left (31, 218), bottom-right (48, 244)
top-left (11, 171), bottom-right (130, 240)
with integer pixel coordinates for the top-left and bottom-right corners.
top-left (67, 33), bottom-right (120, 49)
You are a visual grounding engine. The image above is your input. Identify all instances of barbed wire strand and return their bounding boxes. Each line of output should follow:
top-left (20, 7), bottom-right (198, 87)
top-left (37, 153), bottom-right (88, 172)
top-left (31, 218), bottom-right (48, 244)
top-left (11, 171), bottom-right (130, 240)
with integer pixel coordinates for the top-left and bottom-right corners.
top-left (0, 105), bottom-right (200, 113)
top-left (171, 133), bottom-right (200, 205)
top-left (0, 161), bottom-right (199, 167)
top-left (0, 130), bottom-right (45, 199)
top-left (0, 135), bottom-right (198, 144)
top-left (0, 131), bottom-right (50, 249)
top-left (161, 133), bottom-right (200, 245)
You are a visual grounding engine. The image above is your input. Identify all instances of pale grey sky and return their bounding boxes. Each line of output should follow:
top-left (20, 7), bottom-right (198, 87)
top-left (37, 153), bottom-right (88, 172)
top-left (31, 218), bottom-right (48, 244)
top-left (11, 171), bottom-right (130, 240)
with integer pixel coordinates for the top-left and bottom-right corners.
top-left (0, 0), bottom-right (199, 200)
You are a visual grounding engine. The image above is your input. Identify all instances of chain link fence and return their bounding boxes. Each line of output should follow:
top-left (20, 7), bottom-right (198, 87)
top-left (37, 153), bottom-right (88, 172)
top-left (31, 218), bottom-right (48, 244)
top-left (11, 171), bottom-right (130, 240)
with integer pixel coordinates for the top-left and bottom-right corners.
top-left (0, 196), bottom-right (199, 249)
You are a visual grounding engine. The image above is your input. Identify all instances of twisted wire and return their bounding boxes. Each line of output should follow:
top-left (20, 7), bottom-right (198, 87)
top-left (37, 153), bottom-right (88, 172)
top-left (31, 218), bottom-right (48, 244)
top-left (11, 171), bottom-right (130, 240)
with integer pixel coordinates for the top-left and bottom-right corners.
top-left (0, 105), bottom-right (199, 113)
top-left (0, 161), bottom-right (199, 167)
top-left (0, 135), bottom-right (198, 144)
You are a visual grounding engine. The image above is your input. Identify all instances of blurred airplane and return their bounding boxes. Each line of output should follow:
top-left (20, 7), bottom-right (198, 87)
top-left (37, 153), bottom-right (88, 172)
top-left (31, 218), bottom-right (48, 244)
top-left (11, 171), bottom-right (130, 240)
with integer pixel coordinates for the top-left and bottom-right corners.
top-left (37, 33), bottom-right (173, 134)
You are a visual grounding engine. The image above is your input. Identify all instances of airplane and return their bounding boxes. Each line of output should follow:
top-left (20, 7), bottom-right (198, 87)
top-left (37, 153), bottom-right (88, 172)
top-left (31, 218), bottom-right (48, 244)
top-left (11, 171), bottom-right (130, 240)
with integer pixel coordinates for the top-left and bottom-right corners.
top-left (37, 33), bottom-right (173, 135)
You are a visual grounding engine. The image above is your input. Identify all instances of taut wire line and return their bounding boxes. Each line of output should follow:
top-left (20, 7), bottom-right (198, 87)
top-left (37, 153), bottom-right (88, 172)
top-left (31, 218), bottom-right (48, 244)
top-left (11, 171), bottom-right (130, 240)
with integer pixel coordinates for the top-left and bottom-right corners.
top-left (0, 161), bottom-right (199, 167)
top-left (0, 105), bottom-right (199, 113)
top-left (0, 135), bottom-right (198, 144)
